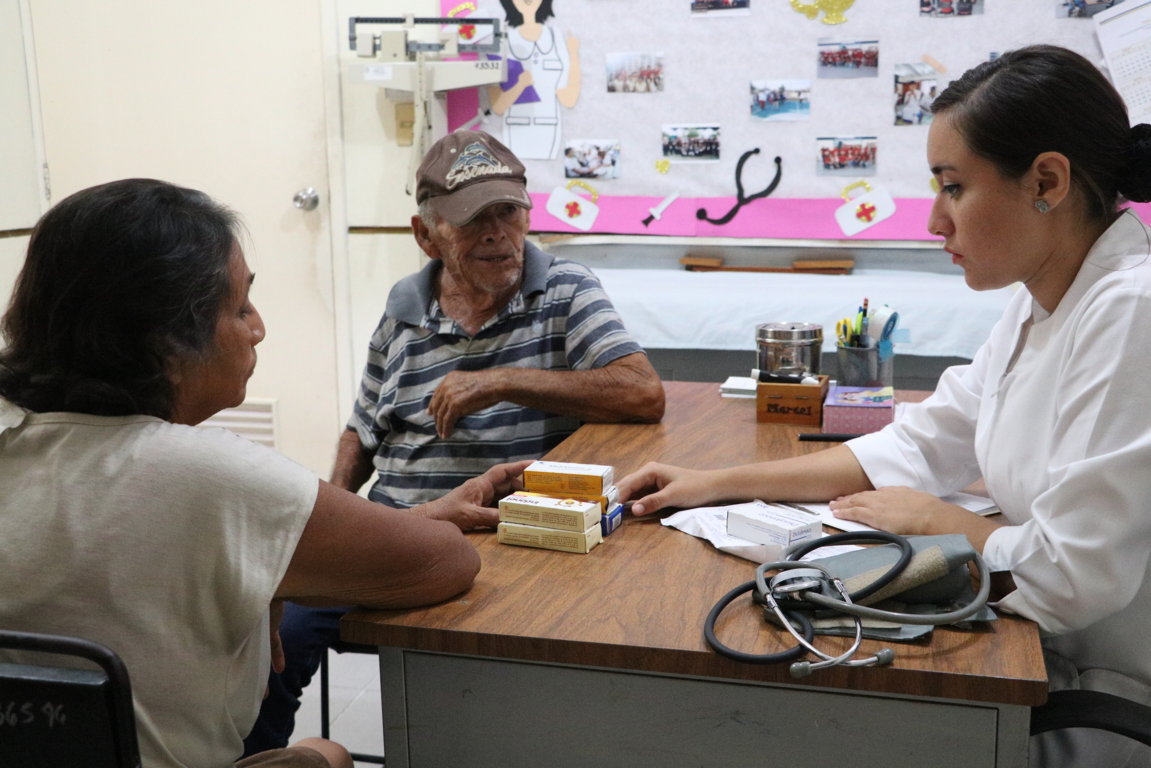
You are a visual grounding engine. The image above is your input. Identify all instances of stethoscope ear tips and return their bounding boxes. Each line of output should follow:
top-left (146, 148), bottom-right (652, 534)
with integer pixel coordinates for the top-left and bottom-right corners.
top-left (789, 661), bottom-right (814, 679)
top-left (874, 648), bottom-right (896, 666)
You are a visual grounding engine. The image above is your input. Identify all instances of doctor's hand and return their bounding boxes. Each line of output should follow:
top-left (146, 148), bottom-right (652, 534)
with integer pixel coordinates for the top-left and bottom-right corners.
top-left (616, 462), bottom-right (722, 517)
top-left (829, 486), bottom-right (982, 537)
top-left (428, 369), bottom-right (508, 438)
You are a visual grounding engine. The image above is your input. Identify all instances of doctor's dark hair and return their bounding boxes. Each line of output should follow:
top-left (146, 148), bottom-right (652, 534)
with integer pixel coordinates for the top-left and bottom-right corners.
top-left (930, 44), bottom-right (1151, 220)
top-left (0, 178), bottom-right (239, 418)
top-left (499, 0), bottom-right (555, 27)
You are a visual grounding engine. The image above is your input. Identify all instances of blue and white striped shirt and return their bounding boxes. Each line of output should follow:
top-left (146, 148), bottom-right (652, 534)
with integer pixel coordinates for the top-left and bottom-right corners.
top-left (349, 242), bottom-right (643, 506)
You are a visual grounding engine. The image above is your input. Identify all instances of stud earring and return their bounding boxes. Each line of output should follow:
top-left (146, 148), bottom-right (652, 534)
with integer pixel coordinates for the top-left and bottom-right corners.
top-left (1035, 200), bottom-right (1051, 214)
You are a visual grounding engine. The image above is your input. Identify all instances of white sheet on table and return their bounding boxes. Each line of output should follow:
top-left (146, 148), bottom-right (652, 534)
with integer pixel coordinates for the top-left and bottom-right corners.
top-left (593, 267), bottom-right (1017, 360)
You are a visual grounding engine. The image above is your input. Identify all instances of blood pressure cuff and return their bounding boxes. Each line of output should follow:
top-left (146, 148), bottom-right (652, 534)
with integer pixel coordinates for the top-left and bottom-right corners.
top-left (803, 534), bottom-right (997, 641)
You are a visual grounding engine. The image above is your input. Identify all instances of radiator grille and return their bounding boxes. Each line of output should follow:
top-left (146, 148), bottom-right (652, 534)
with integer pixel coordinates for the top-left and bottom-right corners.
top-left (199, 398), bottom-right (277, 449)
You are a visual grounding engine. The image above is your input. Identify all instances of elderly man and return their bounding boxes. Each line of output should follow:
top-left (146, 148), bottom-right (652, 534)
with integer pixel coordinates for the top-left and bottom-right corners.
top-left (244, 131), bottom-right (663, 755)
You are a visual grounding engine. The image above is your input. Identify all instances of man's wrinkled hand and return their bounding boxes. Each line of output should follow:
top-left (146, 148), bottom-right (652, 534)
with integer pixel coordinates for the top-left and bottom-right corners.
top-left (428, 370), bottom-right (506, 438)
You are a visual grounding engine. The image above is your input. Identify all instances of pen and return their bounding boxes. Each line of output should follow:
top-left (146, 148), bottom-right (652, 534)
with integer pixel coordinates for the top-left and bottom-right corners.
top-left (797, 433), bottom-right (863, 442)
top-left (774, 501), bottom-right (822, 517)
top-left (751, 368), bottom-right (820, 385)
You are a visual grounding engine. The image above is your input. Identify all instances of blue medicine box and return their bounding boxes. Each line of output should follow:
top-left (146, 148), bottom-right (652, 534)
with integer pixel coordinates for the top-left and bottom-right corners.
top-left (601, 503), bottom-right (624, 536)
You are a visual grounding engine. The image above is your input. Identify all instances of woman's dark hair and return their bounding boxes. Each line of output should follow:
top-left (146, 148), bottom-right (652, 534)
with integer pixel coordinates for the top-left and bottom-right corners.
top-left (931, 44), bottom-right (1151, 220)
top-left (0, 178), bottom-right (240, 418)
top-left (499, 0), bottom-right (555, 27)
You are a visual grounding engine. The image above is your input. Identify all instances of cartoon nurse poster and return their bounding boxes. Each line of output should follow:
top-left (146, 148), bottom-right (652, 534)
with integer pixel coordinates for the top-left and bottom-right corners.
top-left (485, 0), bottom-right (581, 160)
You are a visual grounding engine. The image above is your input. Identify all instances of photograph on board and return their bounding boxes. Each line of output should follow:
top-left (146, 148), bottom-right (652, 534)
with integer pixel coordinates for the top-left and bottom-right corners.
top-left (662, 124), bottom-right (721, 161)
top-left (606, 53), bottom-right (664, 93)
top-left (750, 80), bottom-right (812, 121)
top-left (817, 39), bottom-right (879, 78)
top-left (894, 62), bottom-right (939, 125)
top-left (1058, 0), bottom-right (1129, 17)
top-left (564, 139), bottom-right (621, 179)
top-left (690, 0), bottom-right (751, 17)
top-left (920, 0), bottom-right (983, 15)
top-left (816, 136), bottom-right (877, 177)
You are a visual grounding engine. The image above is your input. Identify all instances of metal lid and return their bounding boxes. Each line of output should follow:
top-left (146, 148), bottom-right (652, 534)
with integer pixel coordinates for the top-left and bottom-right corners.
top-left (756, 322), bottom-right (823, 343)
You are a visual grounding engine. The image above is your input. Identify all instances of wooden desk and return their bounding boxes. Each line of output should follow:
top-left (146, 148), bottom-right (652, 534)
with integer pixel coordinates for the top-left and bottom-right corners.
top-left (342, 381), bottom-right (1047, 768)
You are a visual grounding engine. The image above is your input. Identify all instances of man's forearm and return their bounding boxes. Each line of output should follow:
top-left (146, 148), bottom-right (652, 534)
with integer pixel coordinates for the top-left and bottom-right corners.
top-left (500, 353), bottom-right (665, 423)
top-left (330, 428), bottom-right (375, 492)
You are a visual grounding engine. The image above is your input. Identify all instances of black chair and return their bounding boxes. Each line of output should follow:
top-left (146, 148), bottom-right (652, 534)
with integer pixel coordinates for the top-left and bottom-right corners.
top-left (1031, 689), bottom-right (1151, 748)
top-left (0, 629), bottom-right (141, 768)
top-left (319, 640), bottom-right (385, 765)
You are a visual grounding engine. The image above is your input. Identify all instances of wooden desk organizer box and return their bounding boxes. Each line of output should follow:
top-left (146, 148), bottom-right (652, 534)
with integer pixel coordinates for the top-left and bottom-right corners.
top-left (755, 375), bottom-right (830, 426)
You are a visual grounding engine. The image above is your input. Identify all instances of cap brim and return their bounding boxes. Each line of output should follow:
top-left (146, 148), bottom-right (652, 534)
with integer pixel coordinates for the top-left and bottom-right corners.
top-left (426, 179), bottom-right (532, 227)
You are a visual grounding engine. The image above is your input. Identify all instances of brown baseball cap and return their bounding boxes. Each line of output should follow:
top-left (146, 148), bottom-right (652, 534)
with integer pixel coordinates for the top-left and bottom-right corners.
top-left (415, 130), bottom-right (532, 226)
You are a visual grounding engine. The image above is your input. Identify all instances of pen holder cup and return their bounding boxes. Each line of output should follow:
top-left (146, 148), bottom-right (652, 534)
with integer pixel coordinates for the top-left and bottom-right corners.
top-left (836, 344), bottom-right (894, 387)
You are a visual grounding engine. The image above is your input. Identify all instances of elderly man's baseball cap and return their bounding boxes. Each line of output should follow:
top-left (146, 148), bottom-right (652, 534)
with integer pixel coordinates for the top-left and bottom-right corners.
top-left (415, 131), bottom-right (533, 226)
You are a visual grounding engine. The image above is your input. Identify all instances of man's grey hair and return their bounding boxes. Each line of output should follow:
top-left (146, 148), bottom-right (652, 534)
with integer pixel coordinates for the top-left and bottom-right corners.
top-left (417, 200), bottom-right (440, 230)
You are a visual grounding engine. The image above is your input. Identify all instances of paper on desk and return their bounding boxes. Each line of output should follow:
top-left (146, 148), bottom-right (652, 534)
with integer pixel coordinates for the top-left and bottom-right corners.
top-left (660, 503), bottom-right (859, 564)
top-left (719, 375), bottom-right (757, 398)
top-left (789, 491), bottom-right (999, 534)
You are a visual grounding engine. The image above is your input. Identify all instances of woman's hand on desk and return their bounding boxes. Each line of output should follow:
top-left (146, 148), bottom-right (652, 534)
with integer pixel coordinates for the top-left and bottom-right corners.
top-left (617, 462), bottom-right (724, 516)
top-left (416, 460), bottom-right (532, 531)
top-left (829, 486), bottom-right (1005, 552)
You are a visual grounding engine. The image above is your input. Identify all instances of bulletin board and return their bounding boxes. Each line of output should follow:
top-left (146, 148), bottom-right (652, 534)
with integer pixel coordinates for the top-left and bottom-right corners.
top-left (438, 0), bottom-right (1123, 240)
top-left (340, 0), bottom-right (1133, 240)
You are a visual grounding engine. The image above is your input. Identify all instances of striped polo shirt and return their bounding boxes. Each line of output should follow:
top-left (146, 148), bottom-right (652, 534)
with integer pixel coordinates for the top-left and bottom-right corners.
top-left (349, 242), bottom-right (643, 507)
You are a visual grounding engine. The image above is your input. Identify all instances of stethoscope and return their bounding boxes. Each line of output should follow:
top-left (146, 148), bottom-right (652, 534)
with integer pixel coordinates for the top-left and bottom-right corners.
top-left (696, 148), bottom-right (783, 226)
top-left (704, 532), bottom-right (991, 678)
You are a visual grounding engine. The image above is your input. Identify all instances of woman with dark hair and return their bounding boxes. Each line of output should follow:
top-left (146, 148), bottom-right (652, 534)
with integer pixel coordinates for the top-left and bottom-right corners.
top-left (617, 46), bottom-right (1151, 767)
top-left (0, 179), bottom-right (525, 768)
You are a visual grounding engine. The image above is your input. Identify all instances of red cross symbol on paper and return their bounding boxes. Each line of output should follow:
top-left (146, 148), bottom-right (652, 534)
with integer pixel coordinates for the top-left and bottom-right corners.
top-left (855, 202), bottom-right (877, 222)
top-left (565, 201), bottom-right (582, 218)
top-left (459, 24), bottom-right (476, 40)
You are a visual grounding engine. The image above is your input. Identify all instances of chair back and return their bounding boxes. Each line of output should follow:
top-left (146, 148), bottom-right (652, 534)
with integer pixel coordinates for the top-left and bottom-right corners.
top-left (0, 629), bottom-right (141, 768)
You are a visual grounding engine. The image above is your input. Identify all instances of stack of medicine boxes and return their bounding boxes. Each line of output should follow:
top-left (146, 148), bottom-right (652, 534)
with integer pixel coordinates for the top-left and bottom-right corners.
top-left (496, 461), bottom-right (624, 553)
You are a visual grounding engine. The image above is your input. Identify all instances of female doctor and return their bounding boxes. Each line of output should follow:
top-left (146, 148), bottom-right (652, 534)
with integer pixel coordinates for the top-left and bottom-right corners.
top-left (616, 45), bottom-right (1151, 768)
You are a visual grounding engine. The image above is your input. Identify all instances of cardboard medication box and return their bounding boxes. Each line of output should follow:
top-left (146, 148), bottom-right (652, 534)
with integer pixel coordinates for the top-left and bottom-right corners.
top-left (755, 376), bottom-right (829, 426)
top-left (497, 521), bottom-right (603, 554)
top-left (498, 493), bottom-right (601, 532)
top-left (726, 500), bottom-right (822, 549)
top-left (523, 461), bottom-right (614, 495)
top-left (822, 385), bottom-right (895, 434)
top-left (601, 502), bottom-right (624, 536)
top-left (518, 485), bottom-right (619, 514)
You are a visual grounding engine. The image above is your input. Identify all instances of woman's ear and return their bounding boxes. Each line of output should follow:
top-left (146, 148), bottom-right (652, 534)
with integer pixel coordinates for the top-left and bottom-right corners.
top-left (1029, 151), bottom-right (1072, 212)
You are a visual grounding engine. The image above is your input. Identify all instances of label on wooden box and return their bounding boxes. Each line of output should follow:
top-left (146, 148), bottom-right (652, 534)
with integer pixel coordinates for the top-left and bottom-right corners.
top-left (755, 375), bottom-right (829, 426)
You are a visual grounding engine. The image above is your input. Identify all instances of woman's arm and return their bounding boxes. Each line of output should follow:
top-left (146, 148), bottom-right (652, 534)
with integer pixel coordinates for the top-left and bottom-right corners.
top-left (616, 444), bottom-right (874, 516)
top-left (276, 461), bottom-right (527, 608)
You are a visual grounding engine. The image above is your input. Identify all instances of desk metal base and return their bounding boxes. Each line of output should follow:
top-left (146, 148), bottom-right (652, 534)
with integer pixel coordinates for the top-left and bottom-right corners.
top-left (377, 648), bottom-right (1030, 768)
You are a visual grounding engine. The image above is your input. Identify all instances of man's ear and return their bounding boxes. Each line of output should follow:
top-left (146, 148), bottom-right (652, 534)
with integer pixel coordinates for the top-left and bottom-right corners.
top-left (1028, 151), bottom-right (1072, 212)
top-left (411, 214), bottom-right (442, 260)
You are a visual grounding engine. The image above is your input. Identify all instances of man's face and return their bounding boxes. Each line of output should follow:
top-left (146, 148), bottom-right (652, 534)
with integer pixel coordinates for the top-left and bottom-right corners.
top-left (417, 203), bottom-right (531, 300)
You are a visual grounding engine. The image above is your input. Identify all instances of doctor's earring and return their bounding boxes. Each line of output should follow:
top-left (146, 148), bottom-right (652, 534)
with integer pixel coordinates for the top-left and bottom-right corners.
top-left (1034, 199), bottom-right (1051, 214)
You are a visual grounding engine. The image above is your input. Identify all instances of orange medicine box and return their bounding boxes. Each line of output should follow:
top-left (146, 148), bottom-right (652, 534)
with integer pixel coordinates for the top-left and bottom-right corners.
top-left (755, 375), bottom-right (829, 426)
top-left (523, 461), bottom-right (614, 495)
